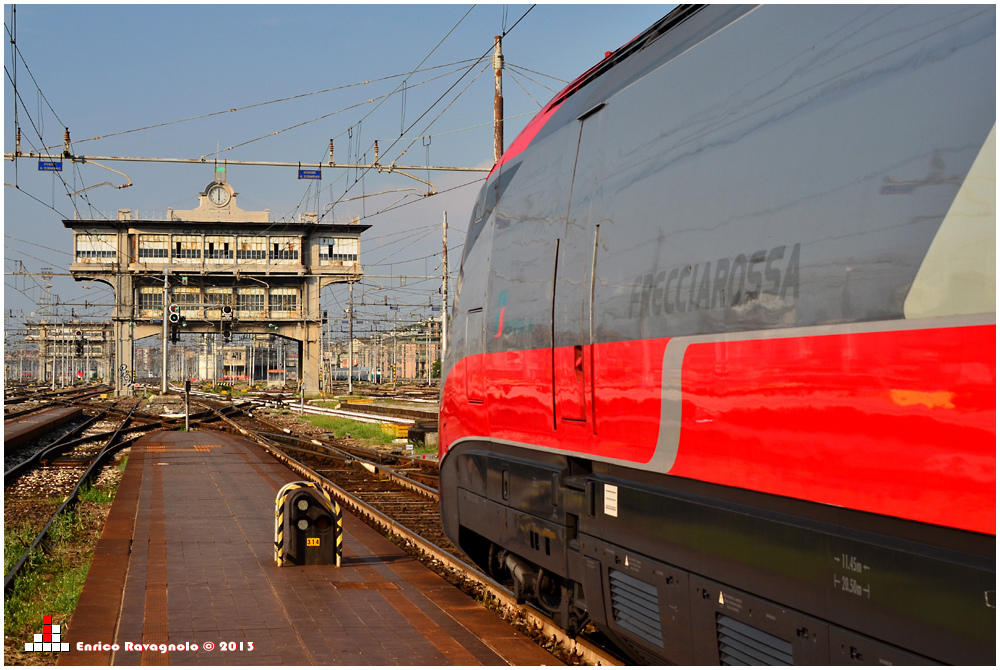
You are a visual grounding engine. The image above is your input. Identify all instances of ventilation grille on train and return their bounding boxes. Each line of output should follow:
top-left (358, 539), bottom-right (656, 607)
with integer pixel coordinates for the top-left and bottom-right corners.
top-left (609, 569), bottom-right (663, 649)
top-left (717, 615), bottom-right (793, 665)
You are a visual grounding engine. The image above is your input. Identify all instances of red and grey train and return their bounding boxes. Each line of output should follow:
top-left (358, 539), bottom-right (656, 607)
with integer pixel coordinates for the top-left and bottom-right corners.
top-left (439, 5), bottom-right (994, 665)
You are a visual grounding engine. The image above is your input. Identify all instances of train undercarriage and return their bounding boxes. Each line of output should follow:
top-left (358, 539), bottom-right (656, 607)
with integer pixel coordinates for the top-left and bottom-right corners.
top-left (441, 441), bottom-right (994, 665)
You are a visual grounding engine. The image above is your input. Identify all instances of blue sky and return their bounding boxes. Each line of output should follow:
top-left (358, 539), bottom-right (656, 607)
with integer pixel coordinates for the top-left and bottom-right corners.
top-left (4, 4), bottom-right (673, 335)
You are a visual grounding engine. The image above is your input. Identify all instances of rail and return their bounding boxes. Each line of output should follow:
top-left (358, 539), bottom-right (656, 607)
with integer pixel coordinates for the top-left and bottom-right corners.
top-left (3, 404), bottom-right (140, 593)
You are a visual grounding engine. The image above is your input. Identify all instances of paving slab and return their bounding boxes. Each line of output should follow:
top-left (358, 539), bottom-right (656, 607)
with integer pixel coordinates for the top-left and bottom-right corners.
top-left (57, 429), bottom-right (559, 666)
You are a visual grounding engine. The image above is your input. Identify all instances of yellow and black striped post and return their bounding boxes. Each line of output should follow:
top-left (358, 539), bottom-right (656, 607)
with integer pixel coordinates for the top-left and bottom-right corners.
top-left (274, 482), bottom-right (297, 566)
top-left (333, 498), bottom-right (342, 568)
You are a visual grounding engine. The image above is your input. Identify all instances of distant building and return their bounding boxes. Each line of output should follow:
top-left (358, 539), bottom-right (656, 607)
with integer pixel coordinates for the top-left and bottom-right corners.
top-left (65, 172), bottom-right (369, 395)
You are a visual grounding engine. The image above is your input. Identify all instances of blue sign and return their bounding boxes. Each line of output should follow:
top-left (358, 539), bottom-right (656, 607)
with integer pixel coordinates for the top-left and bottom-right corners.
top-left (298, 169), bottom-right (321, 180)
top-left (38, 160), bottom-right (63, 172)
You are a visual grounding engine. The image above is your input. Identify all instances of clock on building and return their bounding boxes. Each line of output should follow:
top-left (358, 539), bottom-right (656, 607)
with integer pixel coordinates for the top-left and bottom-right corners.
top-left (207, 184), bottom-right (231, 206)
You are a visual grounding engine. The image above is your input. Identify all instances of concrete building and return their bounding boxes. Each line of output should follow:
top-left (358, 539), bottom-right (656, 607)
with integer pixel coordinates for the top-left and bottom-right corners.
top-left (24, 320), bottom-right (112, 386)
top-left (65, 172), bottom-right (369, 396)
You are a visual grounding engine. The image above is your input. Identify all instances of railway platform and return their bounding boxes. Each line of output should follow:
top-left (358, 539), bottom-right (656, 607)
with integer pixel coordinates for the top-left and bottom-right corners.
top-left (58, 429), bottom-right (559, 666)
top-left (5, 406), bottom-right (84, 450)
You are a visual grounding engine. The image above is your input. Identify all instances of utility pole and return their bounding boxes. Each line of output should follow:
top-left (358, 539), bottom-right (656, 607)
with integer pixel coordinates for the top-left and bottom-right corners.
top-left (494, 35), bottom-right (504, 163)
top-left (441, 212), bottom-right (449, 363)
top-left (161, 268), bottom-right (169, 394)
top-left (348, 281), bottom-right (354, 395)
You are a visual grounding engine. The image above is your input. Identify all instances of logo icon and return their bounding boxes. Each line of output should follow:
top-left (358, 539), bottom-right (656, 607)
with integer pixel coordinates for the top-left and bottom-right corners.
top-left (493, 289), bottom-right (508, 338)
top-left (24, 615), bottom-right (69, 652)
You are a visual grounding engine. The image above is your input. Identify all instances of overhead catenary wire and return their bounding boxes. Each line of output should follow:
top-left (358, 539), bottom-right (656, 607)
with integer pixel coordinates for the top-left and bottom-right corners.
top-left (204, 61), bottom-right (479, 161)
top-left (373, 111), bottom-right (536, 144)
top-left (369, 5), bottom-right (537, 182)
top-left (505, 69), bottom-right (545, 108)
top-left (5, 6), bottom-right (103, 214)
top-left (3, 66), bottom-right (98, 218)
top-left (307, 5), bottom-right (547, 225)
top-left (4, 19), bottom-right (66, 130)
top-left (356, 177), bottom-right (482, 221)
top-left (29, 58), bottom-right (483, 152)
top-left (312, 5), bottom-right (482, 219)
top-left (506, 61), bottom-right (568, 85)
top-left (6, 8), bottom-right (549, 227)
top-left (6, 5), bottom-right (542, 331)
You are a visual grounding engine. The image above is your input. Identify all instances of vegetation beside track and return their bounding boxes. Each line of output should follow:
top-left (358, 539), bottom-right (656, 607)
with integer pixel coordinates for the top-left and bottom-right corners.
top-left (295, 413), bottom-right (435, 455)
top-left (3, 456), bottom-right (127, 666)
top-left (300, 414), bottom-right (396, 446)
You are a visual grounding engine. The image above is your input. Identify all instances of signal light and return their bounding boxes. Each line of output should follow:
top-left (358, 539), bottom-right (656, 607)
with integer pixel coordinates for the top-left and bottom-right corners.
top-left (75, 329), bottom-right (83, 337)
top-left (222, 305), bottom-right (233, 317)
top-left (168, 312), bottom-right (180, 324)
top-left (76, 341), bottom-right (84, 356)
top-left (168, 304), bottom-right (179, 314)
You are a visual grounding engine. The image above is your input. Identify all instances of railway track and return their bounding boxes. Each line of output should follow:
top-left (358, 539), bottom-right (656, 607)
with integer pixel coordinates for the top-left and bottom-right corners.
top-left (3, 383), bottom-right (112, 408)
top-left (3, 399), bottom-right (148, 593)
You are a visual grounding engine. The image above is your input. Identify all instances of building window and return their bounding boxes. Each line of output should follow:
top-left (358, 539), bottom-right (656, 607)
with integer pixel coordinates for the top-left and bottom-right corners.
top-left (75, 233), bottom-right (117, 261)
top-left (318, 237), bottom-right (359, 262)
top-left (237, 291), bottom-right (265, 314)
top-left (138, 247), bottom-right (169, 258)
top-left (205, 289), bottom-right (234, 314)
top-left (138, 288), bottom-right (163, 312)
top-left (205, 236), bottom-right (234, 260)
top-left (237, 236), bottom-right (267, 260)
top-left (137, 235), bottom-right (169, 259)
top-left (173, 235), bottom-right (202, 260)
top-left (269, 236), bottom-right (300, 262)
top-left (269, 289), bottom-right (298, 313)
top-left (172, 289), bottom-right (201, 312)
top-left (236, 248), bottom-right (266, 260)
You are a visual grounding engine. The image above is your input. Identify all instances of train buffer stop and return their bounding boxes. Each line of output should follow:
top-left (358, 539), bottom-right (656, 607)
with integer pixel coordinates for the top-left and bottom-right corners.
top-left (58, 430), bottom-right (559, 665)
top-left (275, 481), bottom-right (343, 567)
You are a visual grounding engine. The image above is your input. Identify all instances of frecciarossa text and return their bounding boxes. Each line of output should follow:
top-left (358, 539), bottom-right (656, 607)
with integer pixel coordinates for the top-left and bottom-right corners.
top-left (629, 243), bottom-right (800, 317)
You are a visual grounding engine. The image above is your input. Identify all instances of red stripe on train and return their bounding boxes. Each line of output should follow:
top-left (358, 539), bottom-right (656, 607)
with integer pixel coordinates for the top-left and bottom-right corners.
top-left (440, 324), bottom-right (995, 534)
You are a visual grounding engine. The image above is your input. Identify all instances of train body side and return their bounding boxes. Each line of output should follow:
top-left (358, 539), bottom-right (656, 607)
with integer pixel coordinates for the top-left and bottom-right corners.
top-left (440, 5), bottom-right (995, 665)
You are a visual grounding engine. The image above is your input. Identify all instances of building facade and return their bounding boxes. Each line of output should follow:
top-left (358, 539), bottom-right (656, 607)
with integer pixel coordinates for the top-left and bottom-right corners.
top-left (65, 173), bottom-right (369, 395)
